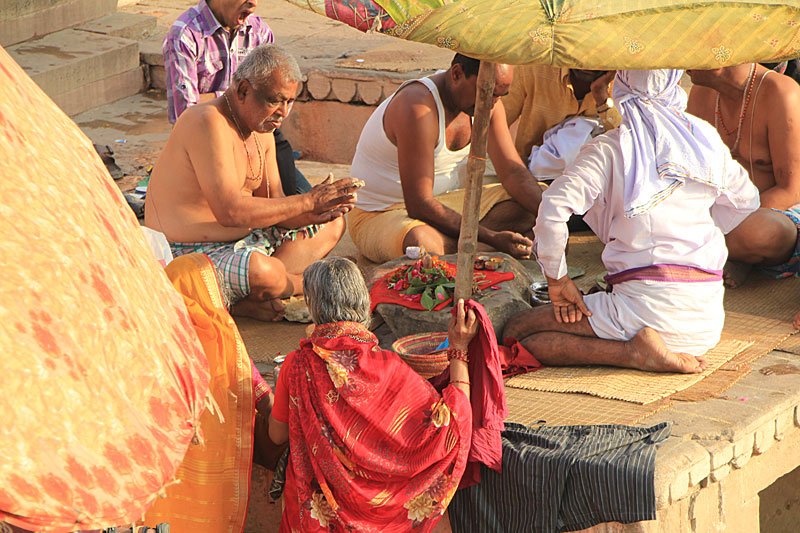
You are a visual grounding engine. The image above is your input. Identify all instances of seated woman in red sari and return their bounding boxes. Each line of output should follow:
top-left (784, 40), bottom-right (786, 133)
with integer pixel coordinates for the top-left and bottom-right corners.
top-left (268, 257), bottom-right (478, 532)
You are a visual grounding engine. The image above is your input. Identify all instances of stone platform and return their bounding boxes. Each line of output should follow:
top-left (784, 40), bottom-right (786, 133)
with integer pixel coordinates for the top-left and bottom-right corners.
top-left (370, 252), bottom-right (533, 342)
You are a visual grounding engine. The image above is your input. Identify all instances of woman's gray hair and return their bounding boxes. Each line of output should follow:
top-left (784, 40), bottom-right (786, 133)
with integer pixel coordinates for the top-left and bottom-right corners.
top-left (303, 257), bottom-right (371, 327)
top-left (233, 43), bottom-right (302, 87)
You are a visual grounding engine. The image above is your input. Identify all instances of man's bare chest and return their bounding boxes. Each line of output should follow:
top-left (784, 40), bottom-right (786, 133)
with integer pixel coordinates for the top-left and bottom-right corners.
top-left (444, 115), bottom-right (472, 151)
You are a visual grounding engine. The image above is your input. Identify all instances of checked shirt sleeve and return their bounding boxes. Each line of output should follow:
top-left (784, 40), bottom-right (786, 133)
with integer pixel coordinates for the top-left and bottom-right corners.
top-left (163, 27), bottom-right (201, 124)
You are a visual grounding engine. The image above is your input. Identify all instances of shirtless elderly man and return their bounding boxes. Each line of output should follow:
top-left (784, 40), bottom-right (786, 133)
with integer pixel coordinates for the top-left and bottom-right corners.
top-left (504, 70), bottom-right (759, 374)
top-left (348, 54), bottom-right (542, 263)
top-left (687, 63), bottom-right (800, 286)
top-left (145, 44), bottom-right (359, 321)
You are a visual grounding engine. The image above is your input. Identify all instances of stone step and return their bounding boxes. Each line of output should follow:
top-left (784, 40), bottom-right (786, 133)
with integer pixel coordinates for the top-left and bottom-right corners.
top-left (138, 36), bottom-right (166, 90)
top-left (56, 65), bottom-right (147, 116)
top-left (76, 11), bottom-right (157, 42)
top-left (8, 29), bottom-right (139, 100)
top-left (0, 0), bottom-right (117, 47)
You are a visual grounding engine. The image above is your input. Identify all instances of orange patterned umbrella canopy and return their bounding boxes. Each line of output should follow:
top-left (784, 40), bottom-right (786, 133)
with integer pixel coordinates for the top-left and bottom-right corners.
top-left (0, 47), bottom-right (210, 532)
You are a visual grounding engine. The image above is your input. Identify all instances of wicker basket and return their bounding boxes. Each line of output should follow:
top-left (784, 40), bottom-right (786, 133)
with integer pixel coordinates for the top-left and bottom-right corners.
top-left (392, 332), bottom-right (449, 378)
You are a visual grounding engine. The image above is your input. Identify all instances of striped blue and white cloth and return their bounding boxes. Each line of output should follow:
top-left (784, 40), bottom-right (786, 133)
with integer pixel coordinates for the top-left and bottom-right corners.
top-left (449, 422), bottom-right (670, 533)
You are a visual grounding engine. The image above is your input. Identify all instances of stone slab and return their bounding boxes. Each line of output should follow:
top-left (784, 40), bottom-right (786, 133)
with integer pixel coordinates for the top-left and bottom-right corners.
top-left (149, 64), bottom-right (166, 91)
top-left (138, 35), bottom-right (164, 66)
top-left (652, 437), bottom-right (709, 505)
top-left (76, 12), bottom-right (158, 42)
top-left (8, 29), bottom-right (139, 99)
top-left (0, 0), bottom-right (117, 47)
top-left (372, 252), bottom-right (533, 342)
top-left (56, 66), bottom-right (147, 116)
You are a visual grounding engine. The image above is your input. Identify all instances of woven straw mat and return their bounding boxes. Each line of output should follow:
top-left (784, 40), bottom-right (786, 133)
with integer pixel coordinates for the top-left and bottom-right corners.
top-left (724, 271), bottom-right (800, 322)
top-left (505, 388), bottom-right (672, 427)
top-left (505, 338), bottom-right (752, 404)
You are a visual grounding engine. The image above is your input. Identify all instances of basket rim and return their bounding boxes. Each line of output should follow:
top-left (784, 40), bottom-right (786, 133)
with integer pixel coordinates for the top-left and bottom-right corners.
top-left (392, 331), bottom-right (448, 353)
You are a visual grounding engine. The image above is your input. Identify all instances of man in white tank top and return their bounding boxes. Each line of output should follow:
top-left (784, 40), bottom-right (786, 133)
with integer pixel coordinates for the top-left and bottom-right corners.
top-left (348, 54), bottom-right (543, 263)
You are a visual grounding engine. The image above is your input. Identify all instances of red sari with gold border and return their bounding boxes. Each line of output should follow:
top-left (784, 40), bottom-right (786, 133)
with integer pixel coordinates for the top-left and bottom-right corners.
top-left (279, 322), bottom-right (472, 532)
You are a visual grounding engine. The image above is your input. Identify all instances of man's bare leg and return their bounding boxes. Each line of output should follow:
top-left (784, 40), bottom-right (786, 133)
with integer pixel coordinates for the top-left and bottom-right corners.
top-left (272, 216), bottom-right (347, 292)
top-left (723, 209), bottom-right (796, 287)
top-left (724, 208), bottom-right (797, 286)
top-left (231, 253), bottom-right (292, 322)
top-left (504, 305), bottom-right (707, 374)
top-left (402, 224), bottom-right (457, 256)
top-left (480, 199), bottom-right (537, 238)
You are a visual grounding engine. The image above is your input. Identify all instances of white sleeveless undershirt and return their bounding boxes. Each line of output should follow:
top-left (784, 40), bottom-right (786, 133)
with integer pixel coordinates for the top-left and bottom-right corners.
top-left (351, 76), bottom-right (472, 211)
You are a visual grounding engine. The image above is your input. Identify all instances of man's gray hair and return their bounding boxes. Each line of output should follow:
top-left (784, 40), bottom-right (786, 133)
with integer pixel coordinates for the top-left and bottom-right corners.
top-left (233, 43), bottom-right (302, 87)
top-left (303, 257), bottom-right (371, 328)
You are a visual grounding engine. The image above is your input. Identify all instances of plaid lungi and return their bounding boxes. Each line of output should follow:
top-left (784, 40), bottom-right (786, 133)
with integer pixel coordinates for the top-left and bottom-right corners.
top-left (170, 225), bottom-right (322, 302)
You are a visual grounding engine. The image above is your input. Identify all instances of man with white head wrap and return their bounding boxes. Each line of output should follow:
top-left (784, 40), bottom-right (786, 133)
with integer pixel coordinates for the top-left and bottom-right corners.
top-left (504, 70), bottom-right (760, 373)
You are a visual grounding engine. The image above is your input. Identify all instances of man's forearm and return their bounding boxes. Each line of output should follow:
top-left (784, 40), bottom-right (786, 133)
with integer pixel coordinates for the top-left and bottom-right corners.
top-left (217, 194), bottom-right (313, 229)
top-left (501, 169), bottom-right (542, 214)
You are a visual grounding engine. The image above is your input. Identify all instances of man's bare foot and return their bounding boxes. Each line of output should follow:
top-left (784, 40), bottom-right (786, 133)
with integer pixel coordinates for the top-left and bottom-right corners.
top-left (232, 297), bottom-right (286, 322)
top-left (723, 260), bottom-right (752, 288)
top-left (627, 328), bottom-right (707, 374)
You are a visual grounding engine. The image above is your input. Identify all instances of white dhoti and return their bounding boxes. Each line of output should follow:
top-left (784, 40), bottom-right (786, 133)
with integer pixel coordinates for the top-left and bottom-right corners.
top-left (583, 279), bottom-right (724, 356)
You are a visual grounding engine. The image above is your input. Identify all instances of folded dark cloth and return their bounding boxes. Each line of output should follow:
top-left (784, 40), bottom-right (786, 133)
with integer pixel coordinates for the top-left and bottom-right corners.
top-left (449, 421), bottom-right (671, 533)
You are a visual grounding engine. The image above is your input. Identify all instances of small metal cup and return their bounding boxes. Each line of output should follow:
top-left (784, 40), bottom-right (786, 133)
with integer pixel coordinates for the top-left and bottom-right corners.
top-left (529, 281), bottom-right (551, 306)
top-left (272, 354), bottom-right (287, 389)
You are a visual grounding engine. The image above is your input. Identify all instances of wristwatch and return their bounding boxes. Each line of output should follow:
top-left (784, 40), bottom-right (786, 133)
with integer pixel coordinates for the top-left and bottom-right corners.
top-left (596, 97), bottom-right (613, 113)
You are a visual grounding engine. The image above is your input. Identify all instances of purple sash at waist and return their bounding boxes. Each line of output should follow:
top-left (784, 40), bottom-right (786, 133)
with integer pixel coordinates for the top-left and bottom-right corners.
top-left (604, 264), bottom-right (723, 290)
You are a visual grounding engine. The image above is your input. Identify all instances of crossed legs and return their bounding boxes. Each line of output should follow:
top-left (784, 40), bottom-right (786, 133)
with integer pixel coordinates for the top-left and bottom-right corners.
top-left (231, 217), bottom-right (346, 321)
top-left (503, 305), bottom-right (707, 374)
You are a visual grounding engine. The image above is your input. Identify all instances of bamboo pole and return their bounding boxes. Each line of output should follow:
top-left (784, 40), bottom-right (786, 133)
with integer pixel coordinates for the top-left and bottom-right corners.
top-left (454, 61), bottom-right (495, 302)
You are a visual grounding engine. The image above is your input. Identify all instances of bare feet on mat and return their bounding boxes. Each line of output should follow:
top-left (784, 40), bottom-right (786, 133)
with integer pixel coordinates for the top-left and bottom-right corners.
top-left (628, 328), bottom-right (707, 374)
top-left (723, 260), bottom-right (752, 288)
top-left (232, 297), bottom-right (286, 322)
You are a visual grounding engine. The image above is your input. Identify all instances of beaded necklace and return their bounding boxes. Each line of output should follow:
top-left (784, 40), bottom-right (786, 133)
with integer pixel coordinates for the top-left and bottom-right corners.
top-left (714, 63), bottom-right (756, 153)
top-left (224, 92), bottom-right (267, 195)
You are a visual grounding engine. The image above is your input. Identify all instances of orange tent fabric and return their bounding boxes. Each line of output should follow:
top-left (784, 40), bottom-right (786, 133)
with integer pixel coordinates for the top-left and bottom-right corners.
top-left (0, 47), bottom-right (209, 531)
top-left (141, 254), bottom-right (254, 533)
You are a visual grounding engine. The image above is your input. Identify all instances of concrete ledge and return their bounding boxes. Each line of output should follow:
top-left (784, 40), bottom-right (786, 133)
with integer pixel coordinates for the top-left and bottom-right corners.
top-left (0, 0), bottom-right (117, 47)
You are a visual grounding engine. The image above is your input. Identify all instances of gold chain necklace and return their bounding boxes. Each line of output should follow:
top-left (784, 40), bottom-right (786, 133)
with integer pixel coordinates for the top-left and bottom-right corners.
top-left (224, 92), bottom-right (268, 196)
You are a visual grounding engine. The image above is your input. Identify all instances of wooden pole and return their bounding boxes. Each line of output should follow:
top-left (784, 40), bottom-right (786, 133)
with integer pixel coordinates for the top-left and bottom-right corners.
top-left (454, 61), bottom-right (495, 302)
